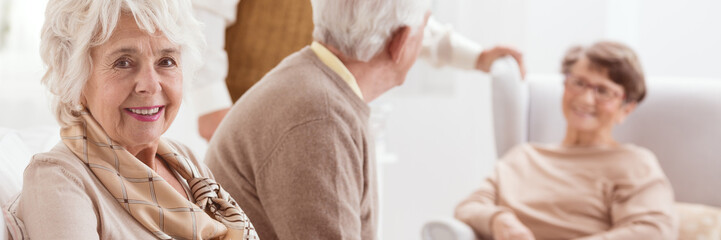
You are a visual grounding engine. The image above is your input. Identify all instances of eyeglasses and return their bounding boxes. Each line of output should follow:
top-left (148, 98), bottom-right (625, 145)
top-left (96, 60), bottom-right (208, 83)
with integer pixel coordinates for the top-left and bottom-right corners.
top-left (564, 76), bottom-right (624, 102)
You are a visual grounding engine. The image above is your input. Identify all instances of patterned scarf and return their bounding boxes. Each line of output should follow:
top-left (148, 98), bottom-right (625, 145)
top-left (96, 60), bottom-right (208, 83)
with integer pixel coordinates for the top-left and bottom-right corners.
top-left (56, 111), bottom-right (258, 239)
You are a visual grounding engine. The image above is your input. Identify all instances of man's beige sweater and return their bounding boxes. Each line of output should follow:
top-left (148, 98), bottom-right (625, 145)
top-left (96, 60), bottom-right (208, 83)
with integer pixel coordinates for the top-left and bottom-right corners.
top-left (205, 47), bottom-right (377, 240)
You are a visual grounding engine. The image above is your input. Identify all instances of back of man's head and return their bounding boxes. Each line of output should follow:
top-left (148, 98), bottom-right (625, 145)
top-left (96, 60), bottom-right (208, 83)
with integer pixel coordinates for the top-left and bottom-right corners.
top-left (310, 0), bottom-right (431, 62)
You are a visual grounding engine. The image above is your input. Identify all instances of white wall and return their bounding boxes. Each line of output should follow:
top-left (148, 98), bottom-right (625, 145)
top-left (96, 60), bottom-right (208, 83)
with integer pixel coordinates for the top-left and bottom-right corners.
top-left (0, 0), bottom-right (53, 128)
top-left (375, 67), bottom-right (496, 240)
top-left (637, 0), bottom-right (721, 79)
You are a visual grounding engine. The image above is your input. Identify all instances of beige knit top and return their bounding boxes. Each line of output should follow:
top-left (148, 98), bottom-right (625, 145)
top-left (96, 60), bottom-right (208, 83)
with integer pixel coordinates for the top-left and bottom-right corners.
top-left (456, 143), bottom-right (678, 240)
top-left (206, 47), bottom-right (377, 240)
top-left (7, 140), bottom-right (214, 239)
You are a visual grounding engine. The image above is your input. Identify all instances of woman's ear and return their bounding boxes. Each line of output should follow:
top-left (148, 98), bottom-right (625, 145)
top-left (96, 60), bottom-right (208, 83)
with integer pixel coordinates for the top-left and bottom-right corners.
top-left (387, 26), bottom-right (411, 64)
top-left (616, 102), bottom-right (637, 124)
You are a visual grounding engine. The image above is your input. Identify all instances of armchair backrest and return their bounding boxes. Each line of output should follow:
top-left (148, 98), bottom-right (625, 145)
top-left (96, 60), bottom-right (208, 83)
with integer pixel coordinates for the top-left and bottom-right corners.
top-left (490, 58), bottom-right (721, 207)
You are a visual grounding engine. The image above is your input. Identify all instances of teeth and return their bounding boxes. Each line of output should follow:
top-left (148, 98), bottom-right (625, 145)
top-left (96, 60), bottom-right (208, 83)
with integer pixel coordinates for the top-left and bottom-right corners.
top-left (129, 107), bottom-right (160, 116)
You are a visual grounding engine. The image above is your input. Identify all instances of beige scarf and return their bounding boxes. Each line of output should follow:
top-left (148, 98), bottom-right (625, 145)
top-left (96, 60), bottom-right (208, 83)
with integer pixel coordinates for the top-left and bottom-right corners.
top-left (57, 111), bottom-right (258, 239)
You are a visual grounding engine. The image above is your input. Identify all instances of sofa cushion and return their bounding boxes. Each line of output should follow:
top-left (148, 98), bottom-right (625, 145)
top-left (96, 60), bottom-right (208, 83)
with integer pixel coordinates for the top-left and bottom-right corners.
top-left (0, 130), bottom-right (32, 205)
top-left (677, 202), bottom-right (721, 240)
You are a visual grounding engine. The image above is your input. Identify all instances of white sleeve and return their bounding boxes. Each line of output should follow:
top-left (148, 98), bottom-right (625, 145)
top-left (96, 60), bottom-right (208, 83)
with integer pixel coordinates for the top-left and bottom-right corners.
top-left (190, 0), bottom-right (239, 116)
top-left (192, 0), bottom-right (240, 24)
top-left (420, 16), bottom-right (483, 70)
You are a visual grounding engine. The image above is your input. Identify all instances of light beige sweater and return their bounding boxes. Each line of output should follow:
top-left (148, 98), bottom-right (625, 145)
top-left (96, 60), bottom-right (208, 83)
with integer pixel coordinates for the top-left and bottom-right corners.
top-left (205, 47), bottom-right (377, 240)
top-left (456, 143), bottom-right (678, 240)
top-left (7, 139), bottom-right (211, 239)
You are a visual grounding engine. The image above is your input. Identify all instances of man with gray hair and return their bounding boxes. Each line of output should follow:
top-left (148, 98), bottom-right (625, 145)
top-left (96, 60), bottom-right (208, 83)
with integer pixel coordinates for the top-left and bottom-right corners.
top-left (205, 0), bottom-right (515, 239)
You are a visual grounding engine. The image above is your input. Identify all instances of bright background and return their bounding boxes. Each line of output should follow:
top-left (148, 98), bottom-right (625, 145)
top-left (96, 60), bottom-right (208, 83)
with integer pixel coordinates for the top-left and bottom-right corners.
top-left (1, 0), bottom-right (719, 239)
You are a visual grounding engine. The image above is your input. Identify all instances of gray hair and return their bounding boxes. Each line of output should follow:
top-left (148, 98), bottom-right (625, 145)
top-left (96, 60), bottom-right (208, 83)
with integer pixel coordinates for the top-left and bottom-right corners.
top-left (41, 0), bottom-right (205, 127)
top-left (310, 0), bottom-right (431, 62)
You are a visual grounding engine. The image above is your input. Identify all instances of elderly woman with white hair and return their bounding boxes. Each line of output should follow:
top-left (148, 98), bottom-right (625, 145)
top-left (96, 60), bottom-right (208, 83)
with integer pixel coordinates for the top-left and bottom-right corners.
top-left (3, 0), bottom-right (258, 239)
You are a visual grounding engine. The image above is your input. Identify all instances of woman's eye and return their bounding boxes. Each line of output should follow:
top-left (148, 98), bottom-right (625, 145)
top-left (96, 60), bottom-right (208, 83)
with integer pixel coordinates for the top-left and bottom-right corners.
top-left (597, 87), bottom-right (609, 95)
top-left (158, 58), bottom-right (177, 68)
top-left (113, 58), bottom-right (132, 69)
top-left (574, 80), bottom-right (586, 87)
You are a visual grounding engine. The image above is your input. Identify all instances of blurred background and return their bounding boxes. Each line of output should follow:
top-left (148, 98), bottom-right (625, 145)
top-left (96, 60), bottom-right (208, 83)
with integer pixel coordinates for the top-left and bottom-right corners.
top-left (1, 0), bottom-right (719, 239)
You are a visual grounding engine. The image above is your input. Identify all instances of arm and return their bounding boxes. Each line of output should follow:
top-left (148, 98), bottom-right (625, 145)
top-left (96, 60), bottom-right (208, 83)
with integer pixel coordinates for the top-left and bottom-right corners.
top-left (455, 168), bottom-right (535, 240)
top-left (454, 170), bottom-right (507, 237)
top-left (256, 119), bottom-right (366, 240)
top-left (20, 159), bottom-right (100, 239)
top-left (574, 163), bottom-right (677, 240)
top-left (421, 17), bottom-right (525, 78)
top-left (421, 16), bottom-right (483, 70)
top-left (191, 2), bottom-right (238, 141)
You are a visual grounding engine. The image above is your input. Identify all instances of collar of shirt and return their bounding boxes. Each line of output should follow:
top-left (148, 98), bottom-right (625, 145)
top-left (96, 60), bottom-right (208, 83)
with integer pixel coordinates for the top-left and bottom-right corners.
top-left (310, 41), bottom-right (364, 100)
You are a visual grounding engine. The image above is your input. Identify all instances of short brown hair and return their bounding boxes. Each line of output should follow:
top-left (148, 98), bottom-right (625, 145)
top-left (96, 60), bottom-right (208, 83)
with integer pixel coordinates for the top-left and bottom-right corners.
top-left (561, 41), bottom-right (646, 103)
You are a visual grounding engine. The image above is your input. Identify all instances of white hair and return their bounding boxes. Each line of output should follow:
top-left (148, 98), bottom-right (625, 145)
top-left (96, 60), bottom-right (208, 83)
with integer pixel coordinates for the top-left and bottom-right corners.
top-left (310, 0), bottom-right (431, 62)
top-left (41, 0), bottom-right (205, 127)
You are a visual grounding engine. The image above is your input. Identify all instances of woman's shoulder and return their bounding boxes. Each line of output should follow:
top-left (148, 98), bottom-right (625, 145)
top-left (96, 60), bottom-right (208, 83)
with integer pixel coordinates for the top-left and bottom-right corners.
top-left (618, 143), bottom-right (657, 161)
top-left (22, 142), bottom-right (101, 195)
top-left (498, 143), bottom-right (534, 159)
top-left (496, 143), bottom-right (541, 166)
top-left (615, 143), bottom-right (664, 173)
top-left (28, 142), bottom-right (93, 180)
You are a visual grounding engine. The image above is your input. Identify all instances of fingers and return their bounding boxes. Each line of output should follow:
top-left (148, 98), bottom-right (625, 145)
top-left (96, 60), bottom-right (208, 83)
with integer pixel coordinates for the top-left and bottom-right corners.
top-left (493, 46), bottom-right (526, 80)
top-left (478, 45), bottom-right (526, 80)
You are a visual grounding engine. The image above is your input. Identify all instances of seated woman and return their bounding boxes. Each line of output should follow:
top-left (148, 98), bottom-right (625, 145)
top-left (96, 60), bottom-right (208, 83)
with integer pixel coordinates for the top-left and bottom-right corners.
top-left (3, 0), bottom-right (258, 239)
top-left (455, 41), bottom-right (677, 240)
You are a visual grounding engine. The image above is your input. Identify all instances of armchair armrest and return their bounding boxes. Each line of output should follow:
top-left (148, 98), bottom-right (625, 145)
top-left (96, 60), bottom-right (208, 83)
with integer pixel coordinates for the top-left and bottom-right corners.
top-left (422, 218), bottom-right (477, 240)
top-left (489, 56), bottom-right (527, 158)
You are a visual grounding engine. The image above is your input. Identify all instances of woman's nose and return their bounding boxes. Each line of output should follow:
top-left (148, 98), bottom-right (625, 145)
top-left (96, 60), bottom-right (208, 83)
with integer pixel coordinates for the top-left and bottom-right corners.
top-left (578, 87), bottom-right (596, 104)
top-left (135, 65), bottom-right (162, 95)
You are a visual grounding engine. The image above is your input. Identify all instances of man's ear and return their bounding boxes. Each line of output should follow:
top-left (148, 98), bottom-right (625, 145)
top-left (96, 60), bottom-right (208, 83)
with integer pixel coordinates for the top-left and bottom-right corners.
top-left (616, 102), bottom-right (637, 124)
top-left (387, 26), bottom-right (411, 64)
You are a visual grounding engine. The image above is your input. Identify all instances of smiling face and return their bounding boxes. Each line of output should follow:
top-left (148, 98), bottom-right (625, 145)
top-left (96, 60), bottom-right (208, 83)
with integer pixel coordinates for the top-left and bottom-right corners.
top-left (562, 56), bottom-right (635, 134)
top-left (82, 14), bottom-right (182, 152)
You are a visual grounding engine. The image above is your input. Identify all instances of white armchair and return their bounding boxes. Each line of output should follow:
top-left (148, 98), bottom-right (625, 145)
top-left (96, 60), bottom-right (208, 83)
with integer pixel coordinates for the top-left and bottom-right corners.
top-left (421, 57), bottom-right (721, 240)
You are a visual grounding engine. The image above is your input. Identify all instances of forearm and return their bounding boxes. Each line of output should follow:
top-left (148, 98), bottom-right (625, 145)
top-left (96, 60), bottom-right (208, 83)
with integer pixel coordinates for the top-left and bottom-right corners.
top-left (455, 201), bottom-right (510, 237)
top-left (421, 16), bottom-right (482, 70)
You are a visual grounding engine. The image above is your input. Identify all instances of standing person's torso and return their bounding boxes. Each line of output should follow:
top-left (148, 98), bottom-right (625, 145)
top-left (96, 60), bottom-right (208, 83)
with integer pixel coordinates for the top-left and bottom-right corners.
top-left (206, 47), bottom-right (378, 240)
top-left (224, 0), bottom-right (314, 101)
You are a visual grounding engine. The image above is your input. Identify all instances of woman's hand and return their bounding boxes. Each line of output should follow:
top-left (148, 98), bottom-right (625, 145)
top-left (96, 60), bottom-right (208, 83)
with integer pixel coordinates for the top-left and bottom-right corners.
top-left (491, 212), bottom-right (536, 240)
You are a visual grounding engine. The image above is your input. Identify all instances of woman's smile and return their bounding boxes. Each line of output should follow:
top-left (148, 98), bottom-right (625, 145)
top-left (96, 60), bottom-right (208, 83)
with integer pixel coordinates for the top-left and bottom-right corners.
top-left (570, 105), bottom-right (596, 119)
top-left (124, 105), bottom-right (165, 122)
